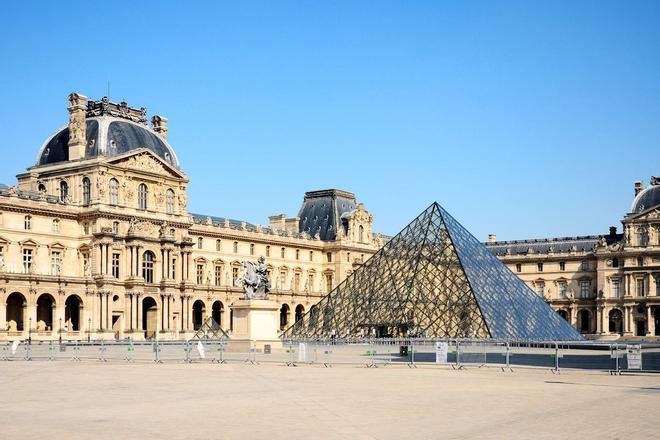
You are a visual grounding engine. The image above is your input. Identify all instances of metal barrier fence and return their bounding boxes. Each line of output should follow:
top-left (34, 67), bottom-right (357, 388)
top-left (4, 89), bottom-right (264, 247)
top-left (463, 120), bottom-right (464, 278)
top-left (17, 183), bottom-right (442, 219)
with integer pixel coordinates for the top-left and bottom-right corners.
top-left (1, 338), bottom-right (659, 374)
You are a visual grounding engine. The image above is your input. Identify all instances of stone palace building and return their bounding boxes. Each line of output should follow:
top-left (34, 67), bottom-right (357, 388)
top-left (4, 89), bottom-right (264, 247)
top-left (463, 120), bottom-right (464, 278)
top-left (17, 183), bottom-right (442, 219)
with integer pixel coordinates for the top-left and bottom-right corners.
top-left (0, 93), bottom-right (384, 341)
top-left (1, 92), bottom-right (657, 342)
top-left (487, 177), bottom-right (660, 339)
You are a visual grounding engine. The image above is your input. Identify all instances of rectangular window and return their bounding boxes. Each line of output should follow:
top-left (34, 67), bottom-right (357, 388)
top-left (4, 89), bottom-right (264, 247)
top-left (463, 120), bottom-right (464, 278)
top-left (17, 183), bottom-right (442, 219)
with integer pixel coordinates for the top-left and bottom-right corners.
top-left (537, 263), bottom-right (543, 272)
top-left (83, 222), bottom-right (89, 235)
top-left (347, 252), bottom-right (351, 263)
top-left (308, 274), bottom-right (314, 291)
top-left (250, 244), bottom-right (255, 256)
top-left (611, 279), bottom-right (620, 298)
top-left (637, 278), bottom-right (646, 297)
top-left (309, 251), bottom-right (313, 262)
top-left (24, 216), bottom-right (31, 230)
top-left (0, 245), bottom-right (4, 269)
top-left (580, 261), bottom-right (589, 271)
top-left (294, 272), bottom-right (301, 291)
top-left (215, 265), bottom-right (222, 286)
top-left (232, 267), bottom-right (239, 285)
top-left (233, 242), bottom-right (238, 253)
top-left (536, 281), bottom-right (545, 296)
top-left (326, 252), bottom-right (332, 263)
top-left (196, 264), bottom-right (204, 284)
top-left (112, 253), bottom-right (120, 278)
top-left (515, 263), bottom-right (521, 273)
top-left (171, 258), bottom-right (176, 281)
top-left (51, 251), bottom-right (62, 275)
top-left (295, 249), bottom-right (299, 260)
top-left (280, 270), bottom-right (286, 289)
top-left (325, 274), bottom-right (333, 292)
top-left (23, 248), bottom-right (33, 273)
top-left (580, 280), bottom-right (590, 298)
top-left (558, 282), bottom-right (566, 298)
top-left (559, 261), bottom-right (565, 271)
top-left (265, 246), bottom-right (270, 257)
top-left (52, 219), bottom-right (60, 233)
top-left (280, 247), bottom-right (285, 258)
top-left (656, 276), bottom-right (660, 296)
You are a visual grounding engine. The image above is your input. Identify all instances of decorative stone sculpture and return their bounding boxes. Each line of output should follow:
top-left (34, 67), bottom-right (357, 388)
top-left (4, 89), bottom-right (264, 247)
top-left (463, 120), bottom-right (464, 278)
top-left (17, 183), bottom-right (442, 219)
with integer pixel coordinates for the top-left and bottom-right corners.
top-left (238, 256), bottom-right (271, 300)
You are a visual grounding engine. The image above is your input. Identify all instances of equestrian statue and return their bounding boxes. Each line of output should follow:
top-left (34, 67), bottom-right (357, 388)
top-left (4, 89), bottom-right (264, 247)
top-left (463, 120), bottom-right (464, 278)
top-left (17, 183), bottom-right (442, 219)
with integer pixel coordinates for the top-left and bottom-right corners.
top-left (238, 255), bottom-right (272, 300)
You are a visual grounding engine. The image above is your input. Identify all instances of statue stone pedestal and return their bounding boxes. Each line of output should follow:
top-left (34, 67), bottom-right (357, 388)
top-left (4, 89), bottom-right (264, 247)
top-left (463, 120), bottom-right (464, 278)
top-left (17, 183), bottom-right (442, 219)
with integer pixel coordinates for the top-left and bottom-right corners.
top-left (229, 299), bottom-right (281, 351)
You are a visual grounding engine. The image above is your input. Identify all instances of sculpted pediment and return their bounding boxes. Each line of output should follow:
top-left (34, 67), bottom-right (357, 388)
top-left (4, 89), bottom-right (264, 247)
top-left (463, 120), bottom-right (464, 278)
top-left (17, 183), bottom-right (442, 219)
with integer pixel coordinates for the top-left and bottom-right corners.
top-left (105, 149), bottom-right (185, 179)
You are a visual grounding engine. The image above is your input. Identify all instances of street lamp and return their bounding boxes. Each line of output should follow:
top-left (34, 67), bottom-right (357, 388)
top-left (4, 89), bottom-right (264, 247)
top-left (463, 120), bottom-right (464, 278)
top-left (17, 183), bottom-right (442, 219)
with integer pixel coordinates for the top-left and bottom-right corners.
top-left (28, 317), bottom-right (32, 344)
top-left (88, 317), bottom-right (91, 342)
top-left (59, 317), bottom-right (62, 345)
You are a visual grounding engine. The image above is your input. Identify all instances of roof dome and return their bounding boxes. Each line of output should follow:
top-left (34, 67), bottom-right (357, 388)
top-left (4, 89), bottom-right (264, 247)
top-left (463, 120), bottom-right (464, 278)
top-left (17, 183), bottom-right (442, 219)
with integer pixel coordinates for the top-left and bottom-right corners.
top-left (36, 116), bottom-right (179, 169)
top-left (631, 178), bottom-right (660, 214)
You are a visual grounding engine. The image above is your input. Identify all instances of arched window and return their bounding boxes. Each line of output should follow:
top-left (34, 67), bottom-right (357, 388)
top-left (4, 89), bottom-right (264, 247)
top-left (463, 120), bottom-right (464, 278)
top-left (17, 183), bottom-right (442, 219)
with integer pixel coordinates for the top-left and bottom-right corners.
top-left (109, 178), bottom-right (119, 206)
top-left (59, 181), bottom-right (68, 202)
top-left (233, 241), bottom-right (238, 253)
top-left (280, 304), bottom-right (290, 330)
top-left (52, 219), bottom-right (60, 233)
top-left (24, 215), bottom-right (31, 230)
top-left (215, 239), bottom-right (221, 251)
top-left (250, 244), bottom-right (255, 255)
top-left (138, 183), bottom-right (148, 210)
top-left (82, 177), bottom-right (91, 206)
top-left (166, 189), bottom-right (174, 214)
top-left (197, 237), bottom-right (203, 249)
top-left (358, 225), bottom-right (364, 243)
top-left (38, 183), bottom-right (46, 193)
top-left (142, 251), bottom-right (155, 283)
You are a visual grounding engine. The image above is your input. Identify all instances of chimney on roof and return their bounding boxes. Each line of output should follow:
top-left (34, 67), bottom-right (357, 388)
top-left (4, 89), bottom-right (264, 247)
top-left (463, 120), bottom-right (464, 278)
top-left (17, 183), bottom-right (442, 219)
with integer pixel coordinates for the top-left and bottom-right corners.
top-left (634, 181), bottom-right (644, 196)
top-left (488, 234), bottom-right (497, 243)
top-left (609, 226), bottom-right (617, 237)
top-left (67, 92), bottom-right (87, 160)
top-left (152, 115), bottom-right (168, 140)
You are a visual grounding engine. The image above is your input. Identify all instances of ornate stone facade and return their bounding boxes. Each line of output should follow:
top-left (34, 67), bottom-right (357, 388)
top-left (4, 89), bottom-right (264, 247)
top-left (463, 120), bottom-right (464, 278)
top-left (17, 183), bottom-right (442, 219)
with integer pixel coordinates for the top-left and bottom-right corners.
top-left (487, 177), bottom-right (660, 340)
top-left (0, 93), bottom-right (382, 341)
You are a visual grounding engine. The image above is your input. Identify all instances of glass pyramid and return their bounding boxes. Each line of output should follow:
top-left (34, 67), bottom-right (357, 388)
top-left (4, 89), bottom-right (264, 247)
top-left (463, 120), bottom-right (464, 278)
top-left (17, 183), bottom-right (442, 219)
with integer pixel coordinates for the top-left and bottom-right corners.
top-left (282, 202), bottom-right (583, 341)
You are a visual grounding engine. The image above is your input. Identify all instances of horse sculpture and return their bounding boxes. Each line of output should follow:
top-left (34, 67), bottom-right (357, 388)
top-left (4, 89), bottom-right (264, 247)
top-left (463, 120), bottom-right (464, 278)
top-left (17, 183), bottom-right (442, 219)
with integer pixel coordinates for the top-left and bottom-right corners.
top-left (238, 256), bottom-right (271, 300)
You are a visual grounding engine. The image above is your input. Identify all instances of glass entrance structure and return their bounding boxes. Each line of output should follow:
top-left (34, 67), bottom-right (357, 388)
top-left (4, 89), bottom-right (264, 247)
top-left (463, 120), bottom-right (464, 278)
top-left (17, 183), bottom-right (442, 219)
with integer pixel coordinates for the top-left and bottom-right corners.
top-left (282, 202), bottom-right (582, 341)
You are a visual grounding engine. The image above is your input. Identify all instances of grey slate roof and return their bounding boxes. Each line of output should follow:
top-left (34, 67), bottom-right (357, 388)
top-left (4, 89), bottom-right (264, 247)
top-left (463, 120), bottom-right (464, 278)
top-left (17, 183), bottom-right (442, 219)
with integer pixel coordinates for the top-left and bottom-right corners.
top-left (297, 189), bottom-right (357, 241)
top-left (485, 234), bottom-right (622, 256)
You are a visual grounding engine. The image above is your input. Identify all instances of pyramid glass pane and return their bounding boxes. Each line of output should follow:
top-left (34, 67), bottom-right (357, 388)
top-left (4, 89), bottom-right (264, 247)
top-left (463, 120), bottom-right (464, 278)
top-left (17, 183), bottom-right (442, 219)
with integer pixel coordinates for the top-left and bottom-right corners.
top-left (438, 205), bottom-right (583, 340)
top-left (283, 203), bottom-right (583, 341)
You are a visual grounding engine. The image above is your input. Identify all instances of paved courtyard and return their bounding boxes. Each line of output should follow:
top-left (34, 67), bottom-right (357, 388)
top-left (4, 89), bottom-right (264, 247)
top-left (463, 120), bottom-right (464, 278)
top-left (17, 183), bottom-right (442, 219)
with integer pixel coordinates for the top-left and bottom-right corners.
top-left (0, 362), bottom-right (658, 439)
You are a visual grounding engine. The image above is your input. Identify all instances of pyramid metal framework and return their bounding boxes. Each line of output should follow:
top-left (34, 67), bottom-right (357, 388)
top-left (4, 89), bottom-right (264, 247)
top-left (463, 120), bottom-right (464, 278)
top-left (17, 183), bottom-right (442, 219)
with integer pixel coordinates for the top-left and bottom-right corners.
top-left (282, 203), bottom-right (583, 341)
top-left (192, 317), bottom-right (230, 340)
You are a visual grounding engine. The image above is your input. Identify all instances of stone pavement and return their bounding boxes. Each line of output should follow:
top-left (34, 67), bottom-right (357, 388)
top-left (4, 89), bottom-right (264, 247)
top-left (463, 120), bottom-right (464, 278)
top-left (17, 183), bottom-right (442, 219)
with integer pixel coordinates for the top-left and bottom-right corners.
top-left (0, 362), bottom-right (657, 439)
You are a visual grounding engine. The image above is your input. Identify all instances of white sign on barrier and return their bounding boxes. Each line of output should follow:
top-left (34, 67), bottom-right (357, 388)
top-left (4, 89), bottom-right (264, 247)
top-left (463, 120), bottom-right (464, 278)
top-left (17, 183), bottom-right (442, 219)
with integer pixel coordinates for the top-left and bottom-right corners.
top-left (298, 343), bottom-right (306, 362)
top-left (435, 341), bottom-right (448, 364)
top-left (626, 344), bottom-right (642, 370)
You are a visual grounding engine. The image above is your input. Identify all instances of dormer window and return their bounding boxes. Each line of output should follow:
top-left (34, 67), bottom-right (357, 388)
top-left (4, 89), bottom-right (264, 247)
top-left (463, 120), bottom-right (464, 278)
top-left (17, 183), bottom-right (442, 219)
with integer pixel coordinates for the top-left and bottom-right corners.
top-left (138, 183), bottom-right (148, 210)
top-left (82, 177), bottom-right (91, 206)
top-left (59, 181), bottom-right (68, 202)
top-left (109, 178), bottom-right (119, 206)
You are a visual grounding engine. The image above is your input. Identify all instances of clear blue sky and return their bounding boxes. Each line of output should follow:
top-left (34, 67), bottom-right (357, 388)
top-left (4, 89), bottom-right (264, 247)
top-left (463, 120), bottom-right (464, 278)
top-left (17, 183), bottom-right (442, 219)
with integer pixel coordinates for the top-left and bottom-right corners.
top-left (1, 1), bottom-right (659, 240)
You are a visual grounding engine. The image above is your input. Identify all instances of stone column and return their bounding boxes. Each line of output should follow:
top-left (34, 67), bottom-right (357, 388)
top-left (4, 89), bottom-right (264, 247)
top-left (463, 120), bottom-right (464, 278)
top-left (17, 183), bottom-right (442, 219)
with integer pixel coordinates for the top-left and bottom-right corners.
top-left (596, 305), bottom-right (603, 334)
top-left (187, 296), bottom-right (191, 330)
top-left (137, 246), bottom-right (143, 279)
top-left (0, 298), bottom-right (6, 334)
top-left (570, 306), bottom-right (577, 329)
top-left (647, 306), bottom-right (654, 336)
top-left (136, 294), bottom-right (142, 333)
top-left (106, 292), bottom-right (111, 330)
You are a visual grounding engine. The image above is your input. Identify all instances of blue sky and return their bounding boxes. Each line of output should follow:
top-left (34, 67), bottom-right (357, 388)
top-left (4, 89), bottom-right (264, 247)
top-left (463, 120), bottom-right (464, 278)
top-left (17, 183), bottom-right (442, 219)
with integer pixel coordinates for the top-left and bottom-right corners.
top-left (1, 1), bottom-right (659, 240)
